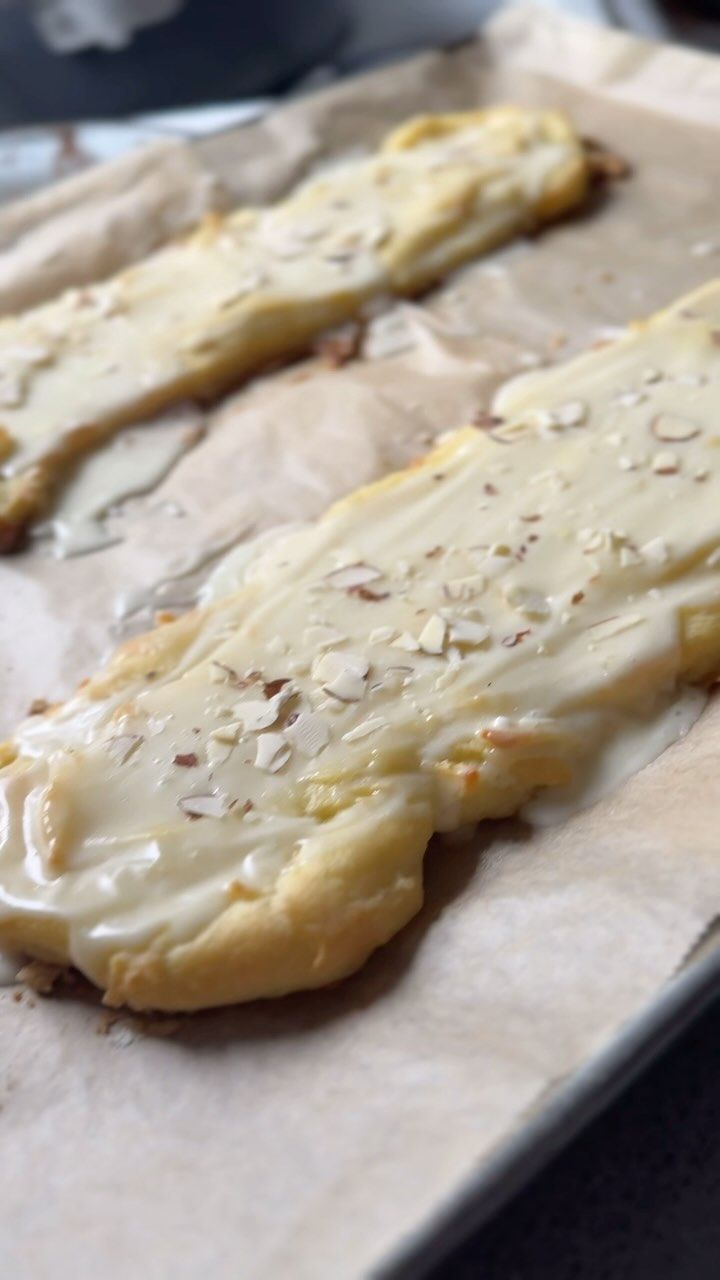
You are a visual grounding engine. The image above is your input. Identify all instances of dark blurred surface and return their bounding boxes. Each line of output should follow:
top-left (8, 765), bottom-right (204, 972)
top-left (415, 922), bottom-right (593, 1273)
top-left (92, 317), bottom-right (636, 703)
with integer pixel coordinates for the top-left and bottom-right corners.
top-left (430, 995), bottom-right (720, 1279)
top-left (0, 0), bottom-right (347, 123)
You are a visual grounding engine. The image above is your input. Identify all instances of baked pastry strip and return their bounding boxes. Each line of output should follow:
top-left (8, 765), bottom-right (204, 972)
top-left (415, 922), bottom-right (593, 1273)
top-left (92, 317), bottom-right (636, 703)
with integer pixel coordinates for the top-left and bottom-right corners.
top-left (4, 281), bottom-right (719, 1011)
top-left (0, 107), bottom-right (588, 547)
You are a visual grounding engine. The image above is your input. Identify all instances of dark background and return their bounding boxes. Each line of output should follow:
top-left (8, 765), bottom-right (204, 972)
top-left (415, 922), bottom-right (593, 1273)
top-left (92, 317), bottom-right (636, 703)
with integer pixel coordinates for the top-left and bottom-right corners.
top-left (430, 998), bottom-right (720, 1279)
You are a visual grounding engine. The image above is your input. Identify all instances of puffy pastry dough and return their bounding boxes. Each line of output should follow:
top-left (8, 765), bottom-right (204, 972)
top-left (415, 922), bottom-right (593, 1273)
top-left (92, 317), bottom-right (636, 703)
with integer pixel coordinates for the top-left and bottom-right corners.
top-left (0, 107), bottom-right (587, 548)
top-left (5, 281), bottom-right (720, 1012)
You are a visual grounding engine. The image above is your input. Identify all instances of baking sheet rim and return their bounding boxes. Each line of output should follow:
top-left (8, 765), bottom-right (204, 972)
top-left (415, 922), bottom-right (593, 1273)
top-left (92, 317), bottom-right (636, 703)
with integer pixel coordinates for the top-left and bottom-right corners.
top-left (377, 937), bottom-right (720, 1279)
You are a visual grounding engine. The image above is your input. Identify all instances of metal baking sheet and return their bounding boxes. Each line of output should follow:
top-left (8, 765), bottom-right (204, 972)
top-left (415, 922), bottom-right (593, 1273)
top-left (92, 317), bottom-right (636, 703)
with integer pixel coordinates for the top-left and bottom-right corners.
top-left (381, 938), bottom-right (720, 1278)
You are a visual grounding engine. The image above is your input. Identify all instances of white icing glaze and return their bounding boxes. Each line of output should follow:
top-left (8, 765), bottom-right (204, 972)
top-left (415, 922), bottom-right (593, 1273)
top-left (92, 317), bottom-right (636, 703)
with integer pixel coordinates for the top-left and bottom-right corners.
top-left (198, 523), bottom-right (309, 605)
top-left (113, 527), bottom-right (254, 634)
top-left (36, 403), bottom-right (202, 557)
top-left (0, 111), bottom-right (579, 490)
top-left (3, 281), bottom-right (720, 984)
top-left (522, 685), bottom-right (707, 825)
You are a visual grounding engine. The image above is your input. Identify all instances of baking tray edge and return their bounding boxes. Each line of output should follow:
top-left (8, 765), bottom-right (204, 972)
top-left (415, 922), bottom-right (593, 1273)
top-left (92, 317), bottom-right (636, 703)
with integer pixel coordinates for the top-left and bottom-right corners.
top-left (377, 934), bottom-right (720, 1279)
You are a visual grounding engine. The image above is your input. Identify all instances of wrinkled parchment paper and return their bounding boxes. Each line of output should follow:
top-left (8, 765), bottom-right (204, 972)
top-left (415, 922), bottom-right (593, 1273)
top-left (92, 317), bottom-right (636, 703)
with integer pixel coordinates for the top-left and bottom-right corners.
top-left (3, 6), bottom-right (720, 1277)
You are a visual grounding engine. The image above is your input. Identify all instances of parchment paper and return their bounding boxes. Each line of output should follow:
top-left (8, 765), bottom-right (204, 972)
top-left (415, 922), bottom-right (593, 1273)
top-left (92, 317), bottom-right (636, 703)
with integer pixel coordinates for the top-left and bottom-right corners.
top-left (3, 7), bottom-right (720, 1277)
top-left (0, 137), bottom-right (228, 314)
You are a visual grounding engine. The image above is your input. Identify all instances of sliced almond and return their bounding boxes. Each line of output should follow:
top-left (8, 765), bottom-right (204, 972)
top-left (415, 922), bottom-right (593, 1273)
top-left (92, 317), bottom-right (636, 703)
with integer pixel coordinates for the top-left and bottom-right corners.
top-left (577, 528), bottom-right (604, 552)
top-left (206, 738), bottom-right (234, 768)
top-left (449, 619), bottom-right (491, 647)
top-left (312, 649), bottom-right (369, 683)
top-left (503, 585), bottom-right (551, 618)
top-left (254, 733), bottom-right (291, 773)
top-left (589, 613), bottom-right (644, 641)
top-left (233, 685), bottom-right (295, 733)
top-left (105, 734), bottom-right (143, 765)
top-left (232, 699), bottom-right (280, 733)
top-left (651, 450), bottom-right (680, 475)
top-left (556, 399), bottom-right (588, 427)
top-left (322, 669), bottom-right (368, 702)
top-left (615, 389), bottom-right (645, 408)
top-left (382, 665), bottom-right (414, 690)
top-left (209, 721), bottom-right (243, 745)
top-left (641, 537), bottom-right (670, 564)
top-left (482, 725), bottom-right (527, 747)
top-left (178, 793), bottom-right (229, 819)
top-left (391, 631), bottom-right (420, 653)
top-left (369, 626), bottom-right (397, 645)
top-left (283, 712), bottom-right (330, 758)
top-left (651, 413), bottom-right (700, 443)
top-left (418, 614), bottom-right (447, 654)
top-left (342, 716), bottom-right (388, 743)
top-left (445, 574), bottom-right (486, 601)
top-left (312, 649), bottom-right (369, 702)
top-left (533, 408), bottom-right (560, 432)
top-left (489, 419), bottom-right (532, 445)
top-left (323, 562), bottom-right (383, 590)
